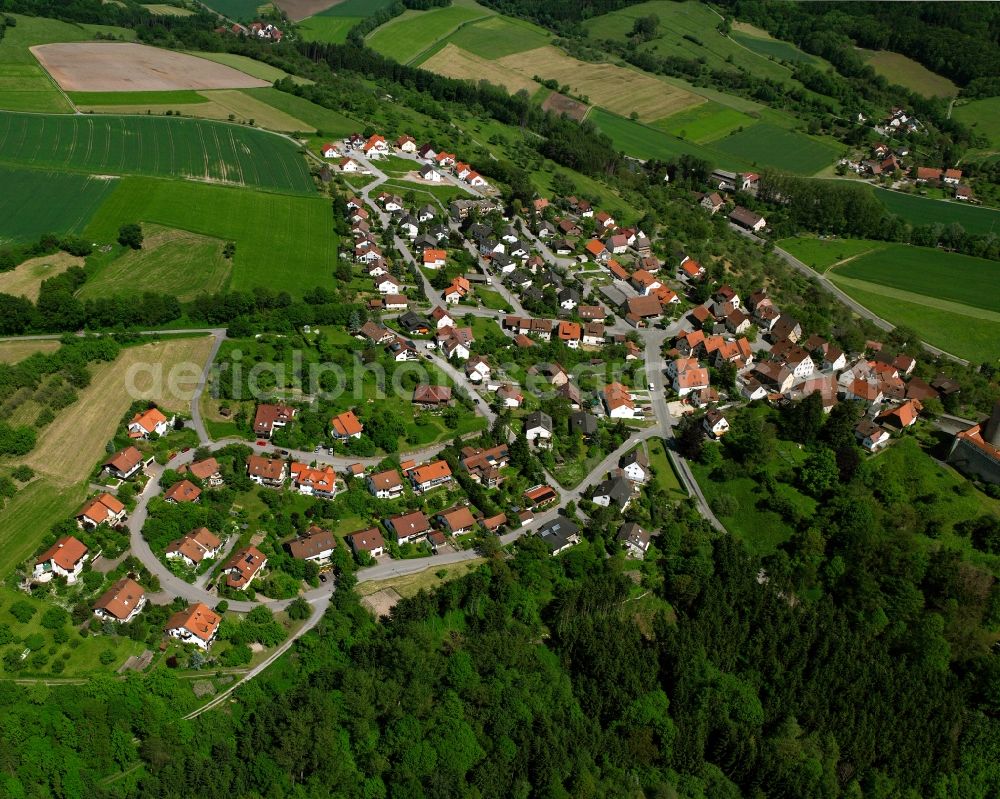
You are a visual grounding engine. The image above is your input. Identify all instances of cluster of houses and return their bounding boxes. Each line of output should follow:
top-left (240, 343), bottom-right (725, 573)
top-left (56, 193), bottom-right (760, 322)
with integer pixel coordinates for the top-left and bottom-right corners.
top-left (874, 107), bottom-right (923, 137)
top-left (214, 20), bottom-right (283, 41)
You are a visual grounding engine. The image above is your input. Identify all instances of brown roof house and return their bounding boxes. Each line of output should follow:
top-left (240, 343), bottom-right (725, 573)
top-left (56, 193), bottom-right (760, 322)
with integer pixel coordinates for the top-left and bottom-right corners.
top-left (166, 528), bottom-right (222, 568)
top-left (221, 546), bottom-right (267, 590)
top-left (288, 525), bottom-right (337, 564)
top-left (93, 578), bottom-right (146, 624)
top-left (347, 527), bottom-right (385, 558)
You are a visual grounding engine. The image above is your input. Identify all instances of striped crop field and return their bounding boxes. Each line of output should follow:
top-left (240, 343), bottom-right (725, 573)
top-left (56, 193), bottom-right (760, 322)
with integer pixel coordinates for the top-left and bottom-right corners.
top-left (0, 111), bottom-right (314, 193)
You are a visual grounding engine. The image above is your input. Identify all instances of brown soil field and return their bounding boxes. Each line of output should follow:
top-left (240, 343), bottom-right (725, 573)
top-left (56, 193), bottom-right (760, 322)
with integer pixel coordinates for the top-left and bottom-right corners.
top-left (24, 336), bottom-right (214, 482)
top-left (0, 340), bottom-right (60, 364)
top-left (542, 91), bottom-right (588, 122)
top-left (498, 46), bottom-right (700, 121)
top-left (0, 252), bottom-right (84, 302)
top-left (31, 42), bottom-right (270, 92)
top-left (273, 0), bottom-right (341, 21)
top-left (422, 43), bottom-right (537, 96)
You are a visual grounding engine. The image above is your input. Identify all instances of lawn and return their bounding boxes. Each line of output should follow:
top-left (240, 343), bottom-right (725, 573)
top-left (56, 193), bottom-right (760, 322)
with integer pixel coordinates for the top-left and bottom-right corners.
top-left (952, 97), bottom-right (1000, 150)
top-left (873, 187), bottom-right (1000, 236)
top-left (298, 16), bottom-right (359, 43)
top-left (0, 251), bottom-right (84, 300)
top-left (442, 14), bottom-right (549, 60)
top-left (368, 4), bottom-right (492, 65)
top-left (79, 224), bottom-right (232, 302)
top-left (857, 48), bottom-right (958, 98)
top-left (381, 178), bottom-right (469, 208)
top-left (475, 287), bottom-right (512, 311)
top-left (829, 278), bottom-right (1000, 363)
top-left (711, 122), bottom-right (842, 175)
top-left (777, 236), bottom-right (889, 272)
top-left (654, 100), bottom-right (752, 143)
top-left (0, 111), bottom-right (314, 194)
top-left (0, 14), bottom-right (135, 113)
top-left (647, 438), bottom-right (686, 500)
top-left (833, 244), bottom-right (1000, 314)
top-left (0, 166), bottom-right (118, 245)
top-left (83, 177), bottom-right (339, 295)
top-left (376, 154), bottom-right (421, 176)
top-left (242, 87), bottom-right (360, 136)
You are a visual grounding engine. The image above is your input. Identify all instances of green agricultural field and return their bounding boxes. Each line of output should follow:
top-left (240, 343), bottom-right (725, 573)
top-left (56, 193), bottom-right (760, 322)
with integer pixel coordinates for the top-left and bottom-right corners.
top-left (777, 236), bottom-right (889, 272)
top-left (194, 0), bottom-right (261, 18)
top-left (0, 14), bottom-right (133, 113)
top-left (730, 31), bottom-right (817, 64)
top-left (712, 122), bottom-right (842, 174)
top-left (829, 279), bottom-right (1000, 363)
top-left (367, 5), bottom-right (491, 65)
top-left (0, 165), bottom-right (118, 244)
top-left (952, 97), bottom-right (1000, 150)
top-left (313, 0), bottom-right (396, 16)
top-left (67, 89), bottom-right (204, 106)
top-left (583, 1), bottom-right (798, 87)
top-left (442, 14), bottom-right (549, 60)
top-left (242, 88), bottom-right (359, 136)
top-left (833, 244), bottom-right (1000, 314)
top-left (857, 48), bottom-right (958, 98)
top-left (84, 177), bottom-right (339, 296)
top-left (79, 224), bottom-right (232, 301)
top-left (654, 101), bottom-right (752, 143)
top-left (873, 188), bottom-right (1000, 236)
top-left (182, 51), bottom-right (311, 85)
top-left (590, 107), bottom-right (748, 170)
top-left (298, 15), bottom-right (359, 43)
top-left (0, 111), bottom-right (313, 193)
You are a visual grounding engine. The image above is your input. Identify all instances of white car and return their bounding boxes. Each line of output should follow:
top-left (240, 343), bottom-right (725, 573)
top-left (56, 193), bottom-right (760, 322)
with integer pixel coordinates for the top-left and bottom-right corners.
top-left (425, 341), bottom-right (437, 350)
top-left (648, 382), bottom-right (655, 391)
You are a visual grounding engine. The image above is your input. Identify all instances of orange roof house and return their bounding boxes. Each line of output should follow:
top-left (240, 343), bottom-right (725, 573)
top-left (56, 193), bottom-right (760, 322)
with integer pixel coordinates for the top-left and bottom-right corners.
top-left (680, 260), bottom-right (705, 279)
top-left (879, 399), bottom-right (922, 429)
top-left (76, 493), bottom-right (125, 528)
top-left (35, 536), bottom-right (88, 574)
top-left (93, 578), bottom-right (146, 623)
top-left (331, 409), bottom-right (364, 439)
top-left (222, 546), bottom-right (267, 590)
top-left (166, 603), bottom-right (221, 649)
top-left (585, 239), bottom-right (607, 259)
top-left (164, 480), bottom-right (201, 504)
top-left (166, 528), bottom-right (221, 566)
top-left (129, 407), bottom-right (168, 438)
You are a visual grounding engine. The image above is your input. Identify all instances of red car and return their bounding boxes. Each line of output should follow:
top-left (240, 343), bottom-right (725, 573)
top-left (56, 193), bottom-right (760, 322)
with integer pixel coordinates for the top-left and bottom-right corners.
top-left (256, 440), bottom-right (268, 446)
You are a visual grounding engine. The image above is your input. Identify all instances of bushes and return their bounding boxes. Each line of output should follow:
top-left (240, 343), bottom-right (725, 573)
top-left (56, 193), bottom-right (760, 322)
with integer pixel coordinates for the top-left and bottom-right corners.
top-left (40, 606), bottom-right (69, 630)
top-left (8, 600), bottom-right (36, 624)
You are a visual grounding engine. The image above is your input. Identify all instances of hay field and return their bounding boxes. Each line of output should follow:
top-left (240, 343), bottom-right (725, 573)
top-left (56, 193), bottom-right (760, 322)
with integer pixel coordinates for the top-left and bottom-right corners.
top-left (78, 225), bottom-right (231, 302)
top-left (367, 4), bottom-right (491, 64)
top-left (0, 339), bottom-right (61, 364)
top-left (23, 336), bottom-right (214, 481)
top-left (0, 252), bottom-right (84, 301)
top-left (858, 48), bottom-right (958, 98)
top-left (31, 42), bottom-right (269, 92)
top-left (141, 3), bottom-right (195, 15)
top-left (497, 46), bottom-right (700, 121)
top-left (422, 43), bottom-right (537, 96)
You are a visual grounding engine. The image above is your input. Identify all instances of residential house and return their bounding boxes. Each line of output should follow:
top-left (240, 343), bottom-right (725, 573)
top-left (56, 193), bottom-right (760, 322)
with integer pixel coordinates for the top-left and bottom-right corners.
top-left (465, 355), bottom-right (491, 383)
top-left (320, 142), bottom-right (338, 158)
top-left (178, 457), bottom-right (224, 487)
top-left (481, 513), bottom-right (507, 534)
top-left (438, 506), bottom-right (476, 536)
top-left (538, 518), bottom-right (580, 556)
top-left (288, 526), bottom-right (337, 564)
top-left (413, 385), bottom-right (453, 407)
top-left (395, 135), bottom-right (417, 152)
top-left (419, 165), bottom-right (442, 182)
top-left (76, 493), bottom-right (126, 530)
top-left (347, 527), bottom-right (385, 558)
top-left (770, 315), bottom-right (802, 343)
top-left (583, 321), bottom-right (605, 347)
top-left (585, 239), bottom-right (609, 263)
top-left (524, 410), bottom-right (554, 443)
top-left (358, 321), bottom-right (395, 346)
top-left (856, 419), bottom-right (891, 452)
top-left (399, 311), bottom-right (430, 335)
top-left (631, 269), bottom-right (661, 295)
top-left (443, 276), bottom-right (471, 304)
top-left (461, 444), bottom-right (509, 487)
top-left (33, 536), bottom-right (88, 584)
top-left (430, 306), bottom-right (455, 330)
top-left (625, 295), bottom-right (662, 324)
top-left (771, 341), bottom-right (815, 380)
top-left (166, 603), bottom-right (221, 650)
top-left (578, 305), bottom-right (606, 322)
top-left (423, 249), bottom-right (447, 270)
top-left (407, 460), bottom-right (452, 493)
top-left (593, 476), bottom-right (633, 511)
top-left (290, 463), bottom-right (338, 499)
top-left (669, 358), bottom-right (710, 397)
top-left (878, 398), bottom-right (922, 429)
top-left (570, 411), bottom-right (599, 439)
top-left (750, 361), bottom-right (795, 394)
top-left (375, 274), bottom-right (404, 295)
top-left (496, 384), bottom-right (524, 408)
top-left (619, 448), bottom-right (649, 483)
top-left (524, 484), bottom-right (558, 508)
top-left (604, 382), bottom-right (636, 418)
top-left (166, 527), bottom-right (221, 568)
top-left (729, 206), bottom-right (766, 232)
top-left (104, 446), bottom-right (144, 480)
top-left (703, 409), bottom-right (730, 438)
top-left (387, 510), bottom-right (431, 544)
top-left (128, 407), bottom-right (171, 439)
top-left (330, 410), bottom-right (364, 441)
top-left (701, 192), bottom-right (724, 214)
top-left (247, 455), bottom-right (287, 487)
top-left (528, 361), bottom-right (568, 386)
top-left (222, 546), bottom-right (267, 590)
top-left (679, 258), bottom-right (705, 281)
top-left (558, 287), bottom-right (580, 310)
top-left (93, 578), bottom-right (146, 624)
top-left (557, 321), bottom-right (582, 348)
top-left (254, 403), bottom-right (296, 438)
top-left (442, 330), bottom-right (472, 360)
top-left (595, 210), bottom-right (615, 229)
top-left (164, 480), bottom-right (201, 504)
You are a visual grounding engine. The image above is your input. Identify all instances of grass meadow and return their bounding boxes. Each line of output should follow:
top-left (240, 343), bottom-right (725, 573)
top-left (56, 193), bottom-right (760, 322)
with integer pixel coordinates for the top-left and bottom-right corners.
top-left (873, 188), bottom-right (1000, 236)
top-left (298, 16), bottom-right (359, 43)
top-left (858, 48), bottom-right (958, 98)
top-left (243, 88), bottom-right (360, 136)
top-left (0, 166), bottom-right (118, 244)
top-left (79, 224), bottom-right (232, 302)
top-left (711, 122), bottom-right (842, 174)
top-left (777, 237), bottom-right (888, 272)
top-left (367, 4), bottom-right (491, 65)
top-left (83, 177), bottom-right (339, 295)
top-left (0, 111), bottom-right (314, 193)
top-left (654, 101), bottom-right (753, 143)
top-left (182, 51), bottom-right (311, 85)
top-left (0, 339), bottom-right (61, 364)
top-left (68, 89), bottom-right (205, 105)
top-left (952, 97), bottom-right (1000, 150)
top-left (441, 14), bottom-right (549, 59)
top-left (0, 251), bottom-right (83, 301)
top-left (731, 31), bottom-right (817, 64)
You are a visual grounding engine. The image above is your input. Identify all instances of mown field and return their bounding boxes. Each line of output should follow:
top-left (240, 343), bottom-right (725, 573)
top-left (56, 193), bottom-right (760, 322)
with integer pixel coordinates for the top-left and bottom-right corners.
top-left (952, 97), bottom-right (1000, 151)
top-left (367, 4), bottom-right (491, 65)
top-left (833, 244), bottom-right (1000, 314)
top-left (0, 111), bottom-right (313, 193)
top-left (654, 100), bottom-right (752, 143)
top-left (0, 165), bottom-right (118, 244)
top-left (857, 48), bottom-right (958, 98)
top-left (730, 25), bottom-right (817, 64)
top-left (830, 279), bottom-right (1000, 363)
top-left (243, 87), bottom-right (359, 136)
top-left (83, 177), bottom-right (339, 295)
top-left (421, 44), bottom-right (537, 96)
top-left (0, 251), bottom-right (84, 300)
top-left (440, 14), bottom-right (549, 60)
top-left (68, 89), bottom-right (204, 106)
top-left (711, 122), bottom-right (842, 174)
top-left (79, 224), bottom-right (232, 302)
top-left (181, 51), bottom-right (311, 85)
top-left (0, 339), bottom-right (61, 363)
top-left (874, 187), bottom-right (1000, 236)
top-left (777, 236), bottom-right (888, 272)
top-left (298, 15), bottom-right (357, 43)
top-left (0, 14), bottom-right (136, 113)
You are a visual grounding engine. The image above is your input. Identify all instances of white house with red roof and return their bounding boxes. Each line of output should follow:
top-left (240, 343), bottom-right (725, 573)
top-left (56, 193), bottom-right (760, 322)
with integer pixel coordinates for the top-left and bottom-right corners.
top-left (128, 407), bottom-right (172, 439)
top-left (34, 536), bottom-right (88, 584)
